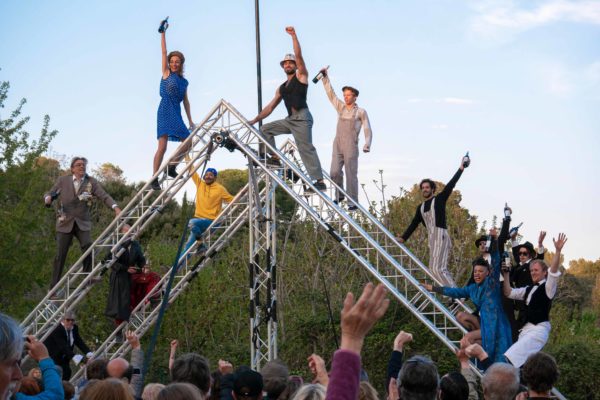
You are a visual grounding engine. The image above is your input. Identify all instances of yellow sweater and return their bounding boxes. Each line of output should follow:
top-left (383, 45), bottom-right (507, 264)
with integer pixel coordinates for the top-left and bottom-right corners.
top-left (192, 173), bottom-right (234, 219)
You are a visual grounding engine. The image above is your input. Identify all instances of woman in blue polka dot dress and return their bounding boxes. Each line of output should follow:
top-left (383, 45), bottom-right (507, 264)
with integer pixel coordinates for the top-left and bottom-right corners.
top-left (152, 23), bottom-right (195, 190)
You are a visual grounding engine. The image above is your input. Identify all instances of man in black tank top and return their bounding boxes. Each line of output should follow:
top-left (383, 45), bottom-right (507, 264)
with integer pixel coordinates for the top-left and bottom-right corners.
top-left (249, 26), bottom-right (326, 192)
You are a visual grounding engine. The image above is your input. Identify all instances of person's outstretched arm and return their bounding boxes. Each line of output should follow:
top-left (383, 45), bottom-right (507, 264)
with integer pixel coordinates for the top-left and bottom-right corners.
top-left (16, 336), bottom-right (65, 400)
top-left (286, 26), bottom-right (308, 83)
top-left (386, 331), bottom-right (412, 391)
top-left (321, 71), bottom-right (344, 113)
top-left (399, 207), bottom-right (423, 243)
top-left (326, 283), bottom-right (389, 400)
top-left (437, 157), bottom-right (465, 202)
top-left (545, 233), bottom-right (567, 299)
top-left (161, 31), bottom-right (169, 79)
top-left (249, 88), bottom-right (282, 125)
top-left (168, 339), bottom-right (178, 371)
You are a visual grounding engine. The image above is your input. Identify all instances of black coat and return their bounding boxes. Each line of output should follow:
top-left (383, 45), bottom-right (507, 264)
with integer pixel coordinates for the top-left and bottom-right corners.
top-left (44, 323), bottom-right (91, 367)
top-left (105, 240), bottom-right (146, 321)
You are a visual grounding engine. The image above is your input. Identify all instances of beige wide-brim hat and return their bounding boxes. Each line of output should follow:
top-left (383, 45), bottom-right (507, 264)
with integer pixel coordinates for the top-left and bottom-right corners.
top-left (280, 53), bottom-right (296, 67)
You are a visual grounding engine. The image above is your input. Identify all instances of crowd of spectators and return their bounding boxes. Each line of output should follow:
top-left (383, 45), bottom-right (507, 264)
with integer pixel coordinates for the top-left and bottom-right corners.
top-left (2, 282), bottom-right (562, 400)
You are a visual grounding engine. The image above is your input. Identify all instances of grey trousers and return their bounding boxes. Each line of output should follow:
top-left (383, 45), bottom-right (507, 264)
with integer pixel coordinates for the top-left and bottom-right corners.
top-left (51, 224), bottom-right (92, 289)
top-left (261, 108), bottom-right (323, 181)
top-left (330, 135), bottom-right (359, 201)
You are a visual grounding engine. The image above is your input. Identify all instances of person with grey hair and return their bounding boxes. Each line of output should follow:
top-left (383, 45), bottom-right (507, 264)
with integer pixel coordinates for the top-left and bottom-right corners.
top-left (0, 313), bottom-right (24, 400)
top-left (1, 312), bottom-right (64, 400)
top-left (43, 311), bottom-right (93, 380)
top-left (44, 156), bottom-right (121, 290)
top-left (481, 363), bottom-right (520, 400)
top-left (142, 383), bottom-right (166, 400)
top-left (290, 384), bottom-right (326, 400)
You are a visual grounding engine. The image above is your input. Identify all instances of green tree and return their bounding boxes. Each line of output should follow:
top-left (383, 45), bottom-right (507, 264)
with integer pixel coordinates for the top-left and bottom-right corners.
top-left (0, 80), bottom-right (58, 314)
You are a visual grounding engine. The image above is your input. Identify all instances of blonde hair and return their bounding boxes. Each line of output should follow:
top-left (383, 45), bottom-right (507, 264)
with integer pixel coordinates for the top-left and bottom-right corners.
top-left (79, 378), bottom-right (134, 400)
top-left (359, 381), bottom-right (379, 400)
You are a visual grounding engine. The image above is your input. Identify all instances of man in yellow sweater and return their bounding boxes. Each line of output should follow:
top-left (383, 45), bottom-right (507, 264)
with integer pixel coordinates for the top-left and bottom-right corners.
top-left (183, 167), bottom-right (234, 255)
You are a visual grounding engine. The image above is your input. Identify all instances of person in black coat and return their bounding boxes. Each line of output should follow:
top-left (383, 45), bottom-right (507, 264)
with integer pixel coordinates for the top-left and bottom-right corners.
top-left (105, 225), bottom-right (146, 325)
top-left (43, 311), bottom-right (93, 380)
top-left (509, 231), bottom-right (546, 332)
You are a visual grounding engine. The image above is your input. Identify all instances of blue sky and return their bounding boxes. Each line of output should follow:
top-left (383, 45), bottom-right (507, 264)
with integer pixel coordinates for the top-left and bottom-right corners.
top-left (1, 0), bottom-right (599, 264)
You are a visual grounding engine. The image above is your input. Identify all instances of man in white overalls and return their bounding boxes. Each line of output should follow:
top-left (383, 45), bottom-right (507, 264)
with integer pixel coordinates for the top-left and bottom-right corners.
top-left (320, 70), bottom-right (372, 210)
top-left (397, 158), bottom-right (468, 286)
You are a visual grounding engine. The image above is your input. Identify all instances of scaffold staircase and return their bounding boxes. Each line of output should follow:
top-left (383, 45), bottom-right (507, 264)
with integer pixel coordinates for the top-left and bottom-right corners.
top-left (21, 100), bottom-right (563, 399)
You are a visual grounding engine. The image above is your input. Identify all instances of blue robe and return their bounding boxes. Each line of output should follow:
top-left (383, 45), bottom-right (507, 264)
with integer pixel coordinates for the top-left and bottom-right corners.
top-left (441, 250), bottom-right (512, 363)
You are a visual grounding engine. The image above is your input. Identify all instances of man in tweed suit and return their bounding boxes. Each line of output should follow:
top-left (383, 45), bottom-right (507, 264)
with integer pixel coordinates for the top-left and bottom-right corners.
top-left (44, 157), bottom-right (121, 289)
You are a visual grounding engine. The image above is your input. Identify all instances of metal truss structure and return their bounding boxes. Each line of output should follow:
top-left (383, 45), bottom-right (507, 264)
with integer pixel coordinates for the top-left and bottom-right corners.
top-left (21, 99), bottom-right (564, 399)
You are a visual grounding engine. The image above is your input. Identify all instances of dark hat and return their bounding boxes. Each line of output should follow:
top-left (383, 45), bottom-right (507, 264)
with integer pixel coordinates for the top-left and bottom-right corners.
top-left (475, 236), bottom-right (487, 248)
top-left (260, 360), bottom-right (288, 397)
top-left (233, 369), bottom-right (263, 397)
top-left (516, 241), bottom-right (535, 256)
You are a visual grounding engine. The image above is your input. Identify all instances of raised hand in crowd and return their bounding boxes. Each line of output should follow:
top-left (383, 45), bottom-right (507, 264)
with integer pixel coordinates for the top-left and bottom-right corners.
top-left (393, 331), bottom-right (413, 352)
top-left (388, 377), bottom-right (399, 400)
top-left (549, 233), bottom-right (568, 274)
top-left (308, 354), bottom-right (329, 386)
top-left (25, 335), bottom-right (50, 362)
top-left (169, 339), bottom-right (178, 371)
top-left (538, 231), bottom-right (547, 249)
top-left (218, 359), bottom-right (233, 375)
top-left (455, 348), bottom-right (470, 370)
top-left (422, 282), bottom-right (434, 292)
top-left (340, 282), bottom-right (390, 355)
top-left (465, 343), bottom-right (488, 362)
top-left (126, 330), bottom-right (141, 350)
top-left (553, 233), bottom-right (568, 253)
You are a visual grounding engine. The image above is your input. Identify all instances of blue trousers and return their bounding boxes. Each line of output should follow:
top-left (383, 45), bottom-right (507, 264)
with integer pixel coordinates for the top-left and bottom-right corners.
top-left (183, 218), bottom-right (213, 254)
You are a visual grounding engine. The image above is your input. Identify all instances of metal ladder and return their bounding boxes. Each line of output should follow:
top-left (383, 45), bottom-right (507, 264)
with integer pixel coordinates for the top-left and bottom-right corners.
top-left (23, 99), bottom-right (563, 399)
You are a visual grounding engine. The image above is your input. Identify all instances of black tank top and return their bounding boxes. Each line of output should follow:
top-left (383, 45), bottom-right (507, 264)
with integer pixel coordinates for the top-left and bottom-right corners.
top-left (279, 75), bottom-right (308, 116)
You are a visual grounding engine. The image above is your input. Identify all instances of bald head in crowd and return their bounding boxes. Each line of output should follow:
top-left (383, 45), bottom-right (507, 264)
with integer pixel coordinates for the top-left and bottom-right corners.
top-left (107, 357), bottom-right (130, 379)
top-left (481, 363), bottom-right (520, 400)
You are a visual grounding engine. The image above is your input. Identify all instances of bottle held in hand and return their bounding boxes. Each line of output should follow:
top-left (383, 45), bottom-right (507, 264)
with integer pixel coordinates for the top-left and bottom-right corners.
top-left (509, 222), bottom-right (523, 237)
top-left (312, 65), bottom-right (330, 84)
top-left (462, 151), bottom-right (470, 168)
top-left (158, 17), bottom-right (169, 33)
top-left (46, 189), bottom-right (61, 208)
top-left (504, 202), bottom-right (511, 218)
top-left (485, 235), bottom-right (492, 252)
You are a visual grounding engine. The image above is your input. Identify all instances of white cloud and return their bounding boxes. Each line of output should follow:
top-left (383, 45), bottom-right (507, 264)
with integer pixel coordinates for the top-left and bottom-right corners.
top-left (470, 0), bottom-right (600, 42)
top-left (432, 124), bottom-right (449, 130)
top-left (407, 97), bottom-right (475, 105)
top-left (536, 60), bottom-right (600, 96)
top-left (541, 65), bottom-right (574, 94)
top-left (585, 61), bottom-right (600, 84)
top-left (437, 97), bottom-right (475, 105)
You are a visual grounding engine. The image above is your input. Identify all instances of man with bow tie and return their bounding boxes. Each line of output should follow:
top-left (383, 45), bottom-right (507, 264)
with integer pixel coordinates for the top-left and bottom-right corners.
top-left (43, 311), bottom-right (93, 380)
top-left (502, 233), bottom-right (567, 368)
top-left (44, 156), bottom-right (121, 289)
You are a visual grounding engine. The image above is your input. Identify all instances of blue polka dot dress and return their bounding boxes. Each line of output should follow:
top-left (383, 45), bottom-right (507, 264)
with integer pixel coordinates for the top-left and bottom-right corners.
top-left (157, 72), bottom-right (190, 142)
